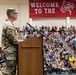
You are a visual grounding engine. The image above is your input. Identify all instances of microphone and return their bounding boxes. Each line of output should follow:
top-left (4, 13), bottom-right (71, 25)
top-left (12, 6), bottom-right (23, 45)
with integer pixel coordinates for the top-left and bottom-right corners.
top-left (26, 22), bottom-right (49, 40)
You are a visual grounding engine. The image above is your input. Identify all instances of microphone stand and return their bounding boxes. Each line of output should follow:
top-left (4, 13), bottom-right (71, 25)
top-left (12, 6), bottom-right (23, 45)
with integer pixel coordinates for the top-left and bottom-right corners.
top-left (26, 23), bottom-right (49, 40)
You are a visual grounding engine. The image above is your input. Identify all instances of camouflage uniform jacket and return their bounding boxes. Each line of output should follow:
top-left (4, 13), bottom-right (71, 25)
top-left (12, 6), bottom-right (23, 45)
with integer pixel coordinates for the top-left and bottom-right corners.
top-left (2, 20), bottom-right (18, 60)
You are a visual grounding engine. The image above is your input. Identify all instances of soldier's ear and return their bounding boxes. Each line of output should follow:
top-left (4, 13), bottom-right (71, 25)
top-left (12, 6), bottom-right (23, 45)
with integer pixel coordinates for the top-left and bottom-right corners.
top-left (9, 12), bottom-right (14, 17)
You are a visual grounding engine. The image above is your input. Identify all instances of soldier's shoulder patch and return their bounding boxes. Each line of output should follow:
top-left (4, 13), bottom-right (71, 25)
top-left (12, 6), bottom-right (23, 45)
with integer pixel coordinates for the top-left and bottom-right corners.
top-left (7, 25), bottom-right (14, 30)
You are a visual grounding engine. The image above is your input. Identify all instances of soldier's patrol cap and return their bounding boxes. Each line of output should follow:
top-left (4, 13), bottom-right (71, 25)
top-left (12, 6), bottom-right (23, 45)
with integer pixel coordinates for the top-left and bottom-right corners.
top-left (7, 8), bottom-right (18, 15)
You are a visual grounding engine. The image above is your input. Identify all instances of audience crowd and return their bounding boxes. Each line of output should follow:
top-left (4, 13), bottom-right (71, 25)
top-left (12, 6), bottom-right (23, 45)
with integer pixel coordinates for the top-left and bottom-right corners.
top-left (0, 25), bottom-right (76, 74)
top-left (59, 25), bottom-right (76, 53)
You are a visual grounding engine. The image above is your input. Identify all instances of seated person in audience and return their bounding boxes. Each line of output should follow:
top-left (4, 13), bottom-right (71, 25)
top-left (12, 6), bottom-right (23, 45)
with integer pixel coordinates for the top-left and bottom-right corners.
top-left (51, 55), bottom-right (56, 62)
top-left (72, 45), bottom-right (76, 51)
top-left (51, 61), bottom-right (57, 73)
top-left (70, 60), bottom-right (76, 73)
top-left (63, 60), bottom-right (72, 73)
top-left (44, 61), bottom-right (48, 74)
top-left (46, 60), bottom-right (52, 74)
top-left (68, 55), bottom-right (75, 62)
top-left (56, 60), bottom-right (63, 74)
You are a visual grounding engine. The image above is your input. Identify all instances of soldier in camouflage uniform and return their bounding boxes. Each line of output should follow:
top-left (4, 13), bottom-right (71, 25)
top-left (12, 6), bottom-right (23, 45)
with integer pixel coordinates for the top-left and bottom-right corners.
top-left (2, 8), bottom-right (18, 75)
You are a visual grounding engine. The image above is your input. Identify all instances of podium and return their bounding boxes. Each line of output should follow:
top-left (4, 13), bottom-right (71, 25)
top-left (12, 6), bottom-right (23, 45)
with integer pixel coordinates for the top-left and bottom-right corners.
top-left (18, 36), bottom-right (44, 75)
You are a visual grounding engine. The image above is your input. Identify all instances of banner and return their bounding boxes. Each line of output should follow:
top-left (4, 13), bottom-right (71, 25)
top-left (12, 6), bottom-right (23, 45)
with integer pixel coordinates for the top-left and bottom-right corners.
top-left (29, 0), bottom-right (76, 18)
